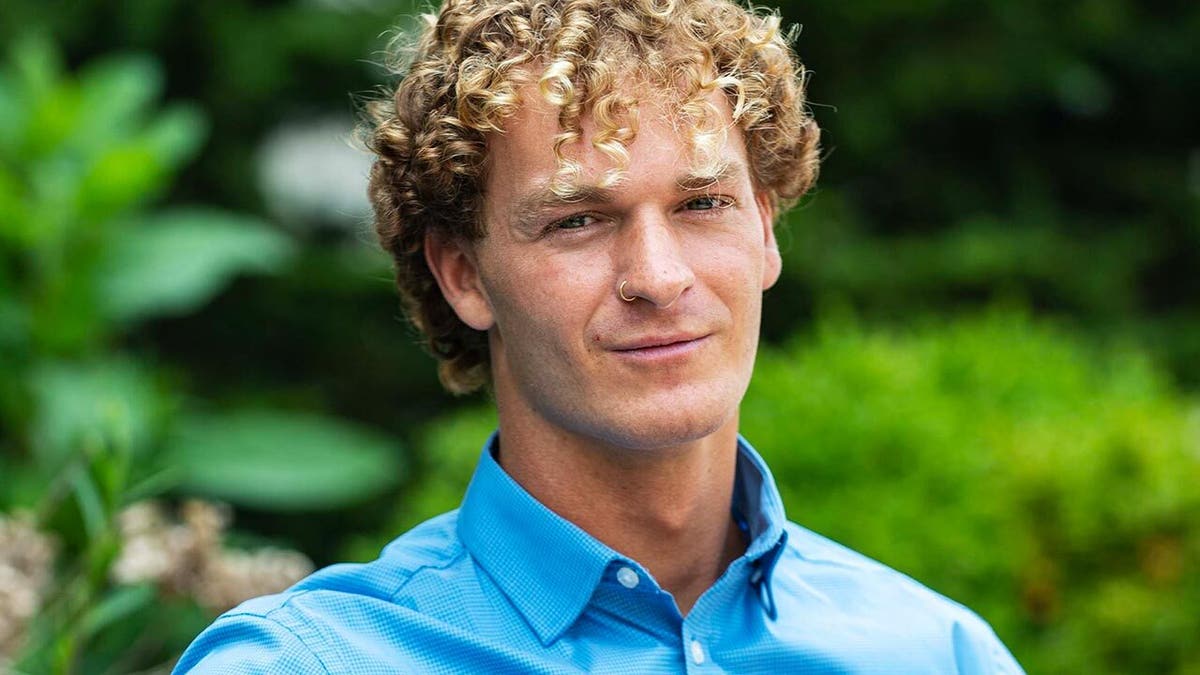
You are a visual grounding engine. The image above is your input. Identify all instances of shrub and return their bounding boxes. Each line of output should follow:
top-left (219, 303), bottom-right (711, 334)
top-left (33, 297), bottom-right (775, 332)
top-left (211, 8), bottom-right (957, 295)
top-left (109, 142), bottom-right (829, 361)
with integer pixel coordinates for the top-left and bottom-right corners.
top-left (0, 38), bottom-right (403, 673)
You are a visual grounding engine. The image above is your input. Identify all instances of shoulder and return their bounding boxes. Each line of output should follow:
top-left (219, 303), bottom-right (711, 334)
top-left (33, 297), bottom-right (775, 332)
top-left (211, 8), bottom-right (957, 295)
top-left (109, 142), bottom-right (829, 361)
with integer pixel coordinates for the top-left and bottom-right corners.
top-left (780, 520), bottom-right (976, 617)
top-left (173, 511), bottom-right (469, 674)
top-left (171, 601), bottom-right (333, 674)
top-left (291, 509), bottom-right (468, 602)
top-left (776, 522), bottom-right (1024, 674)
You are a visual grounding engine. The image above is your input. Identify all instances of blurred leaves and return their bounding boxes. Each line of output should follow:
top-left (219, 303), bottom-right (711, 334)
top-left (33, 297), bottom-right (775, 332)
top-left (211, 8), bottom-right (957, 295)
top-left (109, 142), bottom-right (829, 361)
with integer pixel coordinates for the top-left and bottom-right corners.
top-left (168, 410), bottom-right (402, 511)
top-left (97, 208), bottom-right (295, 324)
top-left (742, 309), bottom-right (1200, 673)
top-left (0, 34), bottom-right (213, 357)
top-left (78, 583), bottom-right (156, 643)
top-left (763, 0), bottom-right (1200, 387)
top-left (28, 358), bottom-right (167, 468)
top-left (781, 199), bottom-right (1155, 316)
top-left (0, 35), bottom-right (397, 673)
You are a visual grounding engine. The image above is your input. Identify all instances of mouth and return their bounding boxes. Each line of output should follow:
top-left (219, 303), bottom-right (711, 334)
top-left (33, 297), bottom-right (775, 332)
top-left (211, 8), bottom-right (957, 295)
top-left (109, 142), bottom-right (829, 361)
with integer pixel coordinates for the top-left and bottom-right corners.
top-left (611, 334), bottom-right (710, 361)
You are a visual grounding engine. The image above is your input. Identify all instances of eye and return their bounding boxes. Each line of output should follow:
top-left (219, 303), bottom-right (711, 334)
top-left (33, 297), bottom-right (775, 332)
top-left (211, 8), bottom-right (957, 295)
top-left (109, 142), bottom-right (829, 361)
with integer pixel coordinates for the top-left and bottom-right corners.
top-left (685, 195), bottom-right (732, 211)
top-left (552, 213), bottom-right (595, 230)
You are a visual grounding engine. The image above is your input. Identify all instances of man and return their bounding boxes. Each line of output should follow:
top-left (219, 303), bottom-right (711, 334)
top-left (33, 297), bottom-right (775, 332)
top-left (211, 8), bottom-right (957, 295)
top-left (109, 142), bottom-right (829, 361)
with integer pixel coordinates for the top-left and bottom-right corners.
top-left (175, 0), bottom-right (1023, 672)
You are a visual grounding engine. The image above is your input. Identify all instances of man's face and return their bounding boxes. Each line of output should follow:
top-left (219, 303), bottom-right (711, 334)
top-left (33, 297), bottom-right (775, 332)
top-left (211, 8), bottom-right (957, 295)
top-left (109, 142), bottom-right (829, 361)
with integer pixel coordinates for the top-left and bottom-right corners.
top-left (437, 87), bottom-right (781, 451)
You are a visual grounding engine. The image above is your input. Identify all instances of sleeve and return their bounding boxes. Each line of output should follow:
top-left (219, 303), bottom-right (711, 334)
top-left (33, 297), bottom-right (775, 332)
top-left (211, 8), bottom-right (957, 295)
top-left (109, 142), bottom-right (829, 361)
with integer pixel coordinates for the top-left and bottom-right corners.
top-left (172, 613), bottom-right (332, 675)
top-left (951, 617), bottom-right (1026, 675)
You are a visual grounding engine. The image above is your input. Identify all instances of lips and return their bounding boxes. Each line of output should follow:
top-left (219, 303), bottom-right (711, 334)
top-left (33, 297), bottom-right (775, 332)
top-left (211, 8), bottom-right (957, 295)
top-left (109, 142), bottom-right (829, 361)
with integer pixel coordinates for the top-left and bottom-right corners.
top-left (606, 333), bottom-right (712, 366)
top-left (612, 333), bottom-right (708, 352)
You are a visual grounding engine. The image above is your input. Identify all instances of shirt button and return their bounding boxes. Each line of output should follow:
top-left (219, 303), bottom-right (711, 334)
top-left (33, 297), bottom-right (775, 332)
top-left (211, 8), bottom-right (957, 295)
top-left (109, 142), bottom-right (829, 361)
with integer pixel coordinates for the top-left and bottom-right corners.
top-left (616, 566), bottom-right (639, 589)
top-left (689, 639), bottom-right (706, 665)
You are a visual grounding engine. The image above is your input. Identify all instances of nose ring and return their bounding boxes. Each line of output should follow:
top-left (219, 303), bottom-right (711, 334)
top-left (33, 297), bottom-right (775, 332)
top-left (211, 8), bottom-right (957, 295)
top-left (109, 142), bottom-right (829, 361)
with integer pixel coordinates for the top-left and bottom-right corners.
top-left (618, 280), bottom-right (636, 303)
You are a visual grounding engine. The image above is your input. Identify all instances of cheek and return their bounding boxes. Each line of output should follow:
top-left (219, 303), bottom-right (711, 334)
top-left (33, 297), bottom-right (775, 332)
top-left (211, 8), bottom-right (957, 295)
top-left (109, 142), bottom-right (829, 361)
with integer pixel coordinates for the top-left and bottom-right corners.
top-left (697, 232), bottom-right (764, 294)
top-left (486, 255), bottom-right (604, 342)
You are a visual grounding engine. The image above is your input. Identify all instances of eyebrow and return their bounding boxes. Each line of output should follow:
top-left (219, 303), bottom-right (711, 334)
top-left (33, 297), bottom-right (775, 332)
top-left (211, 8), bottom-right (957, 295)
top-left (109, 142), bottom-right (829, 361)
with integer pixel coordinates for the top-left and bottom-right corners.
top-left (675, 160), bottom-right (746, 192)
top-left (507, 159), bottom-right (751, 233)
top-left (514, 182), bottom-right (617, 215)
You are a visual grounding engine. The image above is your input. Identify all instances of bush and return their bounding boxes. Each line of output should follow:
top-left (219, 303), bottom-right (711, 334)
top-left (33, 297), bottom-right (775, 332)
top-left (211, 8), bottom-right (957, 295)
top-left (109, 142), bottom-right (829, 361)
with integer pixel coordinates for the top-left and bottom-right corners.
top-left (0, 38), bottom-right (404, 673)
top-left (744, 308), bottom-right (1199, 673)
top-left (394, 309), bottom-right (1200, 674)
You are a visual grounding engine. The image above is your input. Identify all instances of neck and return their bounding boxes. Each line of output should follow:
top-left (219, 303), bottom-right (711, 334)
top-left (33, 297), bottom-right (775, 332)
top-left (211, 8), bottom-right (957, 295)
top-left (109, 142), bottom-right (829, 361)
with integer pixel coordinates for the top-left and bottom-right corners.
top-left (493, 391), bottom-right (746, 616)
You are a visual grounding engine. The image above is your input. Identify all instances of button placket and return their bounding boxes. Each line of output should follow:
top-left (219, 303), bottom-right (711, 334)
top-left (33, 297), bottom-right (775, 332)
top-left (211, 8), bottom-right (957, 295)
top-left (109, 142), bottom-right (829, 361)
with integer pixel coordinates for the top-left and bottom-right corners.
top-left (689, 638), bottom-right (706, 665)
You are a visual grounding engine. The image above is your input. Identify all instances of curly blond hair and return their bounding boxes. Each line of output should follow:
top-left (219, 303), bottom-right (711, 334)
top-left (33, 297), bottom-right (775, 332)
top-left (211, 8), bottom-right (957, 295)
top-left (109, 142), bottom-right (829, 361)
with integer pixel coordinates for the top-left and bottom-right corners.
top-left (364, 0), bottom-right (820, 394)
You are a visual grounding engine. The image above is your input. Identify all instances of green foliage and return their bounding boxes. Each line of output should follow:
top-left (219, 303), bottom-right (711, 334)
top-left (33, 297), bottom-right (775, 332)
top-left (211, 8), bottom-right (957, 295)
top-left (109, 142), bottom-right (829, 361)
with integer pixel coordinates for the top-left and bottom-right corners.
top-left (0, 35), bottom-right (405, 511)
top-left (13, 405), bottom-right (149, 674)
top-left (743, 309), bottom-right (1200, 673)
top-left (778, 202), bottom-right (1156, 320)
top-left (0, 34), bottom-right (271, 358)
top-left (27, 358), bottom-right (168, 469)
top-left (0, 38), bottom-right (404, 673)
top-left (96, 208), bottom-right (294, 324)
top-left (168, 410), bottom-right (403, 511)
top-left (762, 0), bottom-right (1200, 383)
top-left (399, 310), bottom-right (1200, 673)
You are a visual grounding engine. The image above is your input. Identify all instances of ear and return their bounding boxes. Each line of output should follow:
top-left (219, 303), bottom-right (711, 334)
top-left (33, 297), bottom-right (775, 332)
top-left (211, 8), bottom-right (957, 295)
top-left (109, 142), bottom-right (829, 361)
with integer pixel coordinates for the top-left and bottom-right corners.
top-left (755, 191), bottom-right (781, 290)
top-left (424, 231), bottom-right (495, 331)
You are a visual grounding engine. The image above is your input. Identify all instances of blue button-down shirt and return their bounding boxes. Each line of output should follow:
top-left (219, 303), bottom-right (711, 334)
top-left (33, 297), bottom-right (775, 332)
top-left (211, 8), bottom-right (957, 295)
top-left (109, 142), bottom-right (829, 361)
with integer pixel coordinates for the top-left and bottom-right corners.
top-left (174, 435), bottom-right (1023, 674)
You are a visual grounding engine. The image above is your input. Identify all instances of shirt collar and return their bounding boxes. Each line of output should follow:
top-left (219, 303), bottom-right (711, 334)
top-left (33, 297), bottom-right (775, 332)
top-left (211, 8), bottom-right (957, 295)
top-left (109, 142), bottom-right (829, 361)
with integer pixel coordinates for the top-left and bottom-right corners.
top-left (732, 435), bottom-right (790, 620)
top-left (456, 432), bottom-right (789, 644)
top-left (732, 435), bottom-right (788, 563)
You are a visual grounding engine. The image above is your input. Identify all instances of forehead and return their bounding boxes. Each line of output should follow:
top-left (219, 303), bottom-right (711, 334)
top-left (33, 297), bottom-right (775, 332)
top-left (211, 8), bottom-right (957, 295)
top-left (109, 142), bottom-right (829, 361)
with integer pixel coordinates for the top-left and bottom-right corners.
top-left (483, 81), bottom-right (745, 198)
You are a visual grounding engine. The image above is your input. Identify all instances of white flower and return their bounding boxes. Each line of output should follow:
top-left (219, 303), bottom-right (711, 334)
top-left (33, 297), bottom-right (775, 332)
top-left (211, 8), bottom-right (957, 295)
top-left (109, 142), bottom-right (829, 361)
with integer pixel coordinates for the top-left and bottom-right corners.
top-left (0, 512), bottom-right (57, 659)
top-left (111, 500), bottom-right (313, 613)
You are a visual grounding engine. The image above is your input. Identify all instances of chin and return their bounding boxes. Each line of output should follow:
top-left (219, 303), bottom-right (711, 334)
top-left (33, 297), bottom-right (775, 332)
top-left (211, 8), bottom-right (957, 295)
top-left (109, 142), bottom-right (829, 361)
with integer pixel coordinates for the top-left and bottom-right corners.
top-left (584, 388), bottom-right (740, 452)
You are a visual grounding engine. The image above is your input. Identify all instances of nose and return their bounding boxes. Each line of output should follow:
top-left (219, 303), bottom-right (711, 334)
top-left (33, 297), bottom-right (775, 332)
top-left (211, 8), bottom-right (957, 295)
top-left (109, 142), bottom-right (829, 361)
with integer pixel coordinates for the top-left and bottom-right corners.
top-left (616, 211), bottom-right (695, 308)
